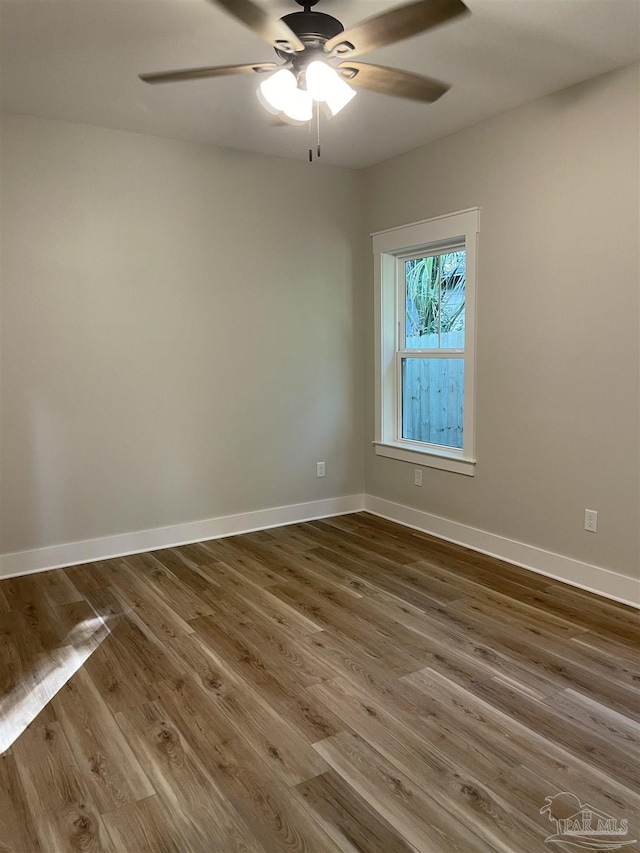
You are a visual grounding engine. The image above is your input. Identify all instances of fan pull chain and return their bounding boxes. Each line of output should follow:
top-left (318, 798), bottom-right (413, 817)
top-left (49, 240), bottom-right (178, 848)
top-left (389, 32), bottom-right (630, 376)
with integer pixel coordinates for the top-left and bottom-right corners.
top-left (308, 104), bottom-right (321, 162)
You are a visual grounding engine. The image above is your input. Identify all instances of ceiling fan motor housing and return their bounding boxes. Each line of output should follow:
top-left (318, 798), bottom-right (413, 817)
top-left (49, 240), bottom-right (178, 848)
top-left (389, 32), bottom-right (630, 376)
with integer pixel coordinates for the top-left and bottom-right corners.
top-left (275, 11), bottom-right (344, 59)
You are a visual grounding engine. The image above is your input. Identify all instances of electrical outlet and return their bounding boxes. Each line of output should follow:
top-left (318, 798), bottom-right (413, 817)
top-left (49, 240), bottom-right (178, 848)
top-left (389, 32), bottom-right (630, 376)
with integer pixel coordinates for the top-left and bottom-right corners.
top-left (414, 468), bottom-right (422, 487)
top-left (316, 461), bottom-right (325, 478)
top-left (584, 509), bottom-right (598, 533)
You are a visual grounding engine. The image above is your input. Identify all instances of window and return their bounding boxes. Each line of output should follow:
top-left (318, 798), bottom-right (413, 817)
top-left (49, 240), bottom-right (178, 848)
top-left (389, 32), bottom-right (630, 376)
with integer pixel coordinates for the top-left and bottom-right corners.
top-left (373, 208), bottom-right (480, 476)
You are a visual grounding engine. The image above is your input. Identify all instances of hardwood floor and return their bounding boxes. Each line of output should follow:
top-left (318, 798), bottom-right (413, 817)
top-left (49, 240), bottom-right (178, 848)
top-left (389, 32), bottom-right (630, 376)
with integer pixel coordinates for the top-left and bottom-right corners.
top-left (1, 512), bottom-right (638, 852)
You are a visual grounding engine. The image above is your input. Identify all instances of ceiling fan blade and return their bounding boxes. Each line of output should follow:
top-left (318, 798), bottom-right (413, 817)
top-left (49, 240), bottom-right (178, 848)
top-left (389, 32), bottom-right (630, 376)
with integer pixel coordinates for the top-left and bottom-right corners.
top-left (139, 62), bottom-right (278, 84)
top-left (338, 61), bottom-right (449, 102)
top-left (325, 0), bottom-right (468, 58)
top-left (208, 0), bottom-right (304, 53)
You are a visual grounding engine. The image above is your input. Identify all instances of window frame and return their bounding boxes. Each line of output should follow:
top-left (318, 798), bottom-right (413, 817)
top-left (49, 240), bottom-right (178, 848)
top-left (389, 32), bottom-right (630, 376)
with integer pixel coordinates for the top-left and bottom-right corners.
top-left (372, 208), bottom-right (480, 476)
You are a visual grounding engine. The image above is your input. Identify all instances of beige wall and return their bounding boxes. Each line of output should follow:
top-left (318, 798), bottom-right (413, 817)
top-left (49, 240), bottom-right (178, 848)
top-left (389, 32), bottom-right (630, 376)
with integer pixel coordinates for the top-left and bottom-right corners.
top-left (1, 116), bottom-right (364, 553)
top-left (363, 64), bottom-right (640, 579)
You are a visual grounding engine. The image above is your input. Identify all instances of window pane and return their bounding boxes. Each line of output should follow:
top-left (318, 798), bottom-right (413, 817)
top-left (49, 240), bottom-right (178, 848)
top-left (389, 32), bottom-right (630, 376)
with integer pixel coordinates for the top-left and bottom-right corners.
top-left (405, 257), bottom-right (438, 348)
top-left (401, 358), bottom-right (464, 449)
top-left (440, 251), bottom-right (466, 347)
top-left (405, 251), bottom-right (465, 349)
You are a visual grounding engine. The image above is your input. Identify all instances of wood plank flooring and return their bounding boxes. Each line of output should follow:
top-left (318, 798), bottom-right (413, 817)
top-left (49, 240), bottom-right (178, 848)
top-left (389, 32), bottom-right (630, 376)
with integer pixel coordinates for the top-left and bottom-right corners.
top-left (1, 512), bottom-right (638, 852)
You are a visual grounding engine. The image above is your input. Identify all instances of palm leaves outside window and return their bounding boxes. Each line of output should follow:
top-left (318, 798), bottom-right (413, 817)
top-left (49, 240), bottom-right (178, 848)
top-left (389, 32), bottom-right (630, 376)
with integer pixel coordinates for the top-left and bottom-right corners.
top-left (405, 251), bottom-right (465, 342)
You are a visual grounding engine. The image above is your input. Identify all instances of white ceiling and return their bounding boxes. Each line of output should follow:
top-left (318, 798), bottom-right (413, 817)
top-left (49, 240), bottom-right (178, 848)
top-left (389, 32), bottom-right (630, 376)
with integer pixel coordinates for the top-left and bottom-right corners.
top-left (2, 0), bottom-right (639, 168)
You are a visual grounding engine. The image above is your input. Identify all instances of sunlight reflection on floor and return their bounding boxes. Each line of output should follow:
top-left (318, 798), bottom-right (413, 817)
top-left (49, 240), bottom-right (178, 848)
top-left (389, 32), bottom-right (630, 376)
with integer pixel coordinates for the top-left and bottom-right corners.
top-left (0, 615), bottom-right (111, 754)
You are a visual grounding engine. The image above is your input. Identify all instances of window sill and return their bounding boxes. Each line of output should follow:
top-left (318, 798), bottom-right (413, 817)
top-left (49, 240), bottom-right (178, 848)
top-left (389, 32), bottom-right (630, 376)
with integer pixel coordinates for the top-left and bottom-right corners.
top-left (373, 441), bottom-right (476, 476)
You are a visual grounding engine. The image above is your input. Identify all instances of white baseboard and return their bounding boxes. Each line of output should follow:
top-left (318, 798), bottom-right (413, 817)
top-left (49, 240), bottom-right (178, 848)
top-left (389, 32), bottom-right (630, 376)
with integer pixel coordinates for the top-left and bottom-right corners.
top-left (364, 495), bottom-right (640, 609)
top-left (3, 492), bottom-right (637, 610)
top-left (0, 494), bottom-right (365, 580)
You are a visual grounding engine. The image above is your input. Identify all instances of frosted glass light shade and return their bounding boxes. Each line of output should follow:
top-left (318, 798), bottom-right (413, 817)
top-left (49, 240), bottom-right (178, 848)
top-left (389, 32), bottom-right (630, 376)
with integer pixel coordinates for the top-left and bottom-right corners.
top-left (258, 69), bottom-right (295, 113)
top-left (258, 69), bottom-right (313, 123)
top-left (305, 61), bottom-right (356, 116)
top-left (282, 87), bottom-right (313, 123)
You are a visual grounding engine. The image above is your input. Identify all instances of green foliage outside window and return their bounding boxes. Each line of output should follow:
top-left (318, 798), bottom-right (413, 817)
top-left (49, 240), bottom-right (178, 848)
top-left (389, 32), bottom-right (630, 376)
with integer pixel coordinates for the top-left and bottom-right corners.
top-left (405, 251), bottom-right (466, 338)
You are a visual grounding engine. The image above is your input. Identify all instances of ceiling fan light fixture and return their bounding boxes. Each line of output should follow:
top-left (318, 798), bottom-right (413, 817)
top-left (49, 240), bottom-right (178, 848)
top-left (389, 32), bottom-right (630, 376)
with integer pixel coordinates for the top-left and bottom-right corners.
top-left (257, 68), bottom-right (313, 122)
top-left (305, 60), bottom-right (356, 115)
top-left (257, 68), bottom-right (296, 113)
top-left (141, 0), bottom-right (468, 141)
top-left (282, 86), bottom-right (314, 122)
top-left (323, 80), bottom-right (356, 116)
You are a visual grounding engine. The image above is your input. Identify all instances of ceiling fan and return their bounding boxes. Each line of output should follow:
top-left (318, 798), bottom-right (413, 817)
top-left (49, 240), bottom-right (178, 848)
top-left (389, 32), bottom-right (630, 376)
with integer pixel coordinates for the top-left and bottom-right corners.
top-left (140, 0), bottom-right (469, 129)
